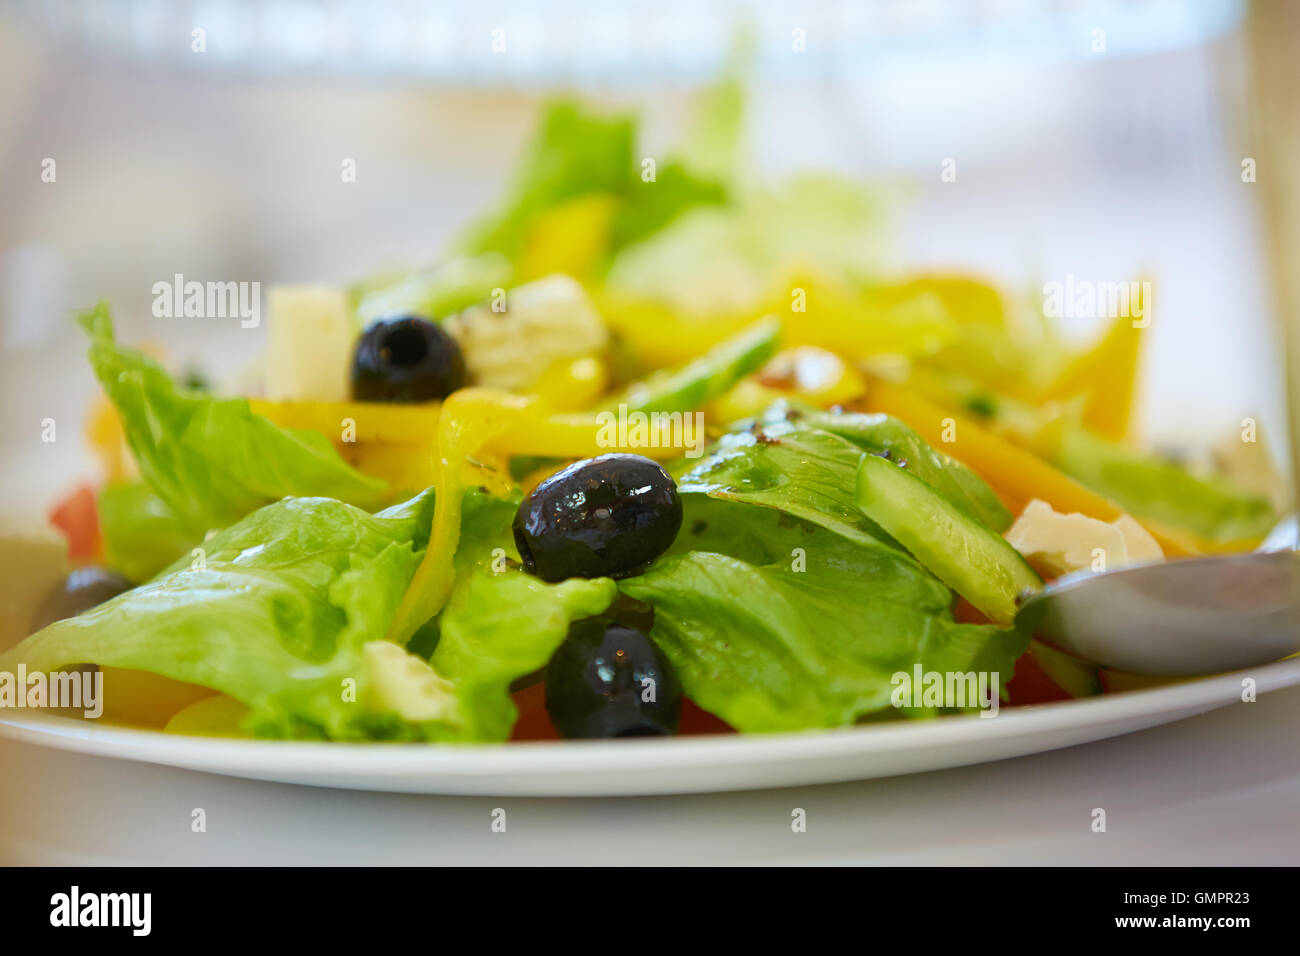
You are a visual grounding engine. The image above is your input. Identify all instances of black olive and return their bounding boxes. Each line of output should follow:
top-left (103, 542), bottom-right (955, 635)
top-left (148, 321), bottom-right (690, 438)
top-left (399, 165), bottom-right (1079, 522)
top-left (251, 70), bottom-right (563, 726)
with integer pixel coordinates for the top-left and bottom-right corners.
top-left (545, 619), bottom-right (681, 738)
top-left (351, 315), bottom-right (466, 403)
top-left (512, 454), bottom-right (682, 582)
top-left (30, 567), bottom-right (133, 633)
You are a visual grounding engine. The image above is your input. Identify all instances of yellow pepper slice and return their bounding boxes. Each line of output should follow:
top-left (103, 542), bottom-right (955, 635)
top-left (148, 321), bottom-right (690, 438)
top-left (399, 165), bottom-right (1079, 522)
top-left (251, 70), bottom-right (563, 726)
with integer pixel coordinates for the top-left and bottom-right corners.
top-left (602, 273), bottom-right (979, 372)
top-left (388, 384), bottom-right (705, 643)
top-left (385, 389), bottom-right (538, 644)
top-left (349, 442), bottom-right (438, 492)
top-left (248, 399), bottom-right (441, 445)
top-left (486, 411), bottom-right (686, 461)
top-left (516, 193), bottom-right (618, 283)
top-left (1039, 306), bottom-right (1145, 443)
top-left (774, 266), bottom-right (959, 361)
top-left (878, 274), bottom-right (1007, 327)
top-left (86, 396), bottom-right (131, 482)
top-left (598, 294), bottom-right (756, 370)
top-left (250, 398), bottom-right (444, 490)
top-left (525, 355), bottom-right (610, 411)
top-left (98, 668), bottom-right (219, 728)
top-left (710, 378), bottom-right (788, 423)
top-left (164, 694), bottom-right (253, 737)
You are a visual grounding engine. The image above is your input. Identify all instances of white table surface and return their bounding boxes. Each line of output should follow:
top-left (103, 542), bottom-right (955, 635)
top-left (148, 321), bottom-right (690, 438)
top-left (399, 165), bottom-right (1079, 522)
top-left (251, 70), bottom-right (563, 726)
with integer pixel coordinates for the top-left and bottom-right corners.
top-left (3, 683), bottom-right (1296, 866)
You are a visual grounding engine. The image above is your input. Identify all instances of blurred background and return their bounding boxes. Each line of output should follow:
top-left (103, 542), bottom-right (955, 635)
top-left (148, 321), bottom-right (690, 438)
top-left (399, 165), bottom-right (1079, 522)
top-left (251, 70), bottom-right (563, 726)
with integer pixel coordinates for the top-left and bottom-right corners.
top-left (0, 0), bottom-right (1293, 519)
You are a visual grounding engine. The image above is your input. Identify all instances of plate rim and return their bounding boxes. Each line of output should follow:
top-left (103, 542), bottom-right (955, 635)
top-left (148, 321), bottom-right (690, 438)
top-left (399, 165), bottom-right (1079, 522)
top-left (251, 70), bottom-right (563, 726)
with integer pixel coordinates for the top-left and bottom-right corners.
top-left (2, 658), bottom-right (1296, 789)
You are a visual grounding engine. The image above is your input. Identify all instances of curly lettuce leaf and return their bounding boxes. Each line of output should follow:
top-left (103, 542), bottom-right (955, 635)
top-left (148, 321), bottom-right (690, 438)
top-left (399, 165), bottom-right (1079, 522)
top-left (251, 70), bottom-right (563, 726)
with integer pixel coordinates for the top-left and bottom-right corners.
top-left (621, 497), bottom-right (1026, 731)
top-left (80, 302), bottom-right (390, 536)
top-left (352, 253), bottom-right (511, 326)
top-left (782, 406), bottom-right (1012, 531)
top-left (4, 492), bottom-right (440, 739)
top-left (461, 100), bottom-right (725, 268)
top-left (623, 413), bottom-right (1027, 732)
top-left (1053, 426), bottom-right (1276, 543)
top-left (5, 488), bottom-right (614, 741)
top-left (97, 481), bottom-right (199, 583)
top-left (676, 408), bottom-right (1009, 548)
top-left (680, 65), bottom-right (745, 183)
top-left (604, 175), bottom-right (884, 315)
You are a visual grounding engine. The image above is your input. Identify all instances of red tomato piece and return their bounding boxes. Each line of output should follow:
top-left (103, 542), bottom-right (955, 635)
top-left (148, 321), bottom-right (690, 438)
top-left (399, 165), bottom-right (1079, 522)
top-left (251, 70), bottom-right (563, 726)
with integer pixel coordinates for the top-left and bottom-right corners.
top-left (48, 484), bottom-right (102, 564)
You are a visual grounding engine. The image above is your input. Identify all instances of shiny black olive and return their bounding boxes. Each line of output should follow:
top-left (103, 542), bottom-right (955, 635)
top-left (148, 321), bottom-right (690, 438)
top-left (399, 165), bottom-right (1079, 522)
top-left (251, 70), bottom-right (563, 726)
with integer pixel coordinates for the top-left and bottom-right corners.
top-left (512, 453), bottom-right (682, 582)
top-left (351, 315), bottom-right (466, 403)
top-left (29, 567), bottom-right (133, 632)
top-left (545, 619), bottom-right (681, 738)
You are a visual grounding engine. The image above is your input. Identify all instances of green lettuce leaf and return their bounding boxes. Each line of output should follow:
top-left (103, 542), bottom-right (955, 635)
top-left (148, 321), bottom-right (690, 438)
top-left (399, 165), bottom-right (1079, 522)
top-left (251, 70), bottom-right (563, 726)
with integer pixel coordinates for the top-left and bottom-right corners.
top-left (621, 497), bottom-right (1026, 731)
top-left (5, 488), bottom-right (615, 741)
top-left (604, 175), bottom-right (884, 314)
top-left (81, 302), bottom-right (390, 536)
top-left (676, 418), bottom-right (893, 549)
top-left (783, 406), bottom-right (1012, 531)
top-left (1054, 426), bottom-right (1277, 543)
top-left (352, 253), bottom-right (512, 326)
top-left (620, 412), bottom-right (1027, 732)
top-left (675, 406), bottom-right (1010, 546)
top-left (462, 100), bottom-right (725, 267)
top-left (679, 65), bottom-right (745, 184)
top-left (97, 481), bottom-right (198, 583)
top-left (610, 161), bottom-right (728, 254)
top-left (4, 491), bottom-right (440, 739)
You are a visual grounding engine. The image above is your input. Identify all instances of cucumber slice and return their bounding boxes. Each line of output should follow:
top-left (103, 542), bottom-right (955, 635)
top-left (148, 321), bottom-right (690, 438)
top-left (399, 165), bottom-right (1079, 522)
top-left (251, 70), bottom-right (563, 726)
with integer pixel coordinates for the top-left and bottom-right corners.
top-left (854, 453), bottom-right (1041, 624)
top-left (604, 316), bottom-right (781, 415)
top-left (1027, 639), bottom-right (1103, 698)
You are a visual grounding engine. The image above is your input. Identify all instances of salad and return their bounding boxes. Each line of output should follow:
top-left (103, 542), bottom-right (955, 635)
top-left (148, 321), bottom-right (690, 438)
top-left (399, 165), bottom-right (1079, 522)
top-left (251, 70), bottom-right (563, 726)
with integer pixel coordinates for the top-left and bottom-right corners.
top-left (3, 86), bottom-right (1285, 743)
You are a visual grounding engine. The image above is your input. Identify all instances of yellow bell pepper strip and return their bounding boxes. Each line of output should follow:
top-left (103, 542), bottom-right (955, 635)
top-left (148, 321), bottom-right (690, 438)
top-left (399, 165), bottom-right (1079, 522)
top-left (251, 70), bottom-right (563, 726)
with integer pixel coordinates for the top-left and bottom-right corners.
top-left (98, 667), bottom-right (218, 728)
top-left (250, 399), bottom-right (443, 489)
top-left (248, 399), bottom-right (441, 445)
top-left (862, 379), bottom-right (1198, 558)
top-left (775, 266), bottom-right (959, 361)
top-left (516, 193), bottom-right (618, 282)
top-left (164, 694), bottom-right (253, 738)
top-left (878, 274), bottom-right (1007, 327)
top-left (597, 293), bottom-right (756, 369)
top-left (1038, 302), bottom-right (1146, 443)
top-left (86, 395), bottom-right (131, 482)
top-left (391, 376), bottom-right (709, 643)
top-left (349, 442), bottom-right (439, 493)
top-left (710, 378), bottom-right (788, 424)
top-left (599, 272), bottom-right (967, 372)
top-left (525, 355), bottom-right (610, 411)
top-left (486, 411), bottom-right (686, 461)
top-left (386, 447), bottom-right (462, 645)
top-left (385, 389), bottom-right (537, 645)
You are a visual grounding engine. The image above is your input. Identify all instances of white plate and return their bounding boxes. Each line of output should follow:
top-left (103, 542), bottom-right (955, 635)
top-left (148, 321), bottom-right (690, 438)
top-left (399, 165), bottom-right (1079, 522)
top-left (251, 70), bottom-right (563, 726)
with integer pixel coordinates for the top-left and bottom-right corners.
top-left (3, 659), bottom-right (1297, 796)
